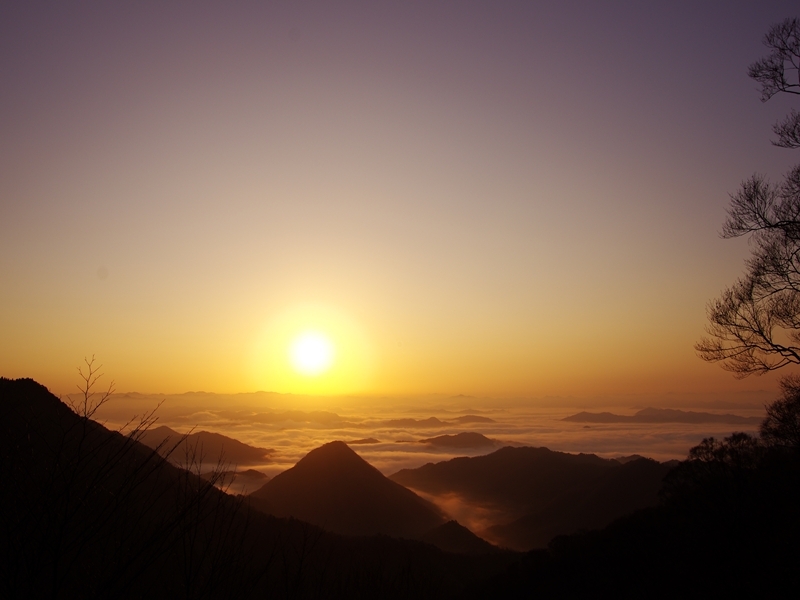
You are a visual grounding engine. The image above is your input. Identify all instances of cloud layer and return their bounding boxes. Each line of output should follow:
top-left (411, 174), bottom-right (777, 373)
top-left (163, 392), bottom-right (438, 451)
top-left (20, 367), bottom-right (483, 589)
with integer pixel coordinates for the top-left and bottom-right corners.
top-left (87, 391), bottom-right (767, 477)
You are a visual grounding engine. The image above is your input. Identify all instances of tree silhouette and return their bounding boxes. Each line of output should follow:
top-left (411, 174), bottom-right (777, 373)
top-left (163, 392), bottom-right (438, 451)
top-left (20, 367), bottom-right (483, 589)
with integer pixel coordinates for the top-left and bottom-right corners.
top-left (749, 17), bottom-right (800, 148)
top-left (760, 374), bottom-right (800, 449)
top-left (65, 355), bottom-right (117, 420)
top-left (697, 18), bottom-right (800, 379)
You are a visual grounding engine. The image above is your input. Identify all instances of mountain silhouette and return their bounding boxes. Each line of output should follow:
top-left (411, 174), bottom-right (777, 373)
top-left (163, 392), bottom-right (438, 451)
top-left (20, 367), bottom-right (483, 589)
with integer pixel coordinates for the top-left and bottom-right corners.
top-left (1, 377), bottom-right (518, 598)
top-left (451, 415), bottom-right (496, 424)
top-left (485, 457), bottom-right (671, 549)
top-left (419, 432), bottom-right (497, 448)
top-left (391, 446), bottom-right (612, 510)
top-left (463, 439), bottom-right (800, 598)
top-left (391, 446), bottom-right (671, 550)
top-left (138, 425), bottom-right (273, 466)
top-left (0, 377), bottom-right (275, 597)
top-left (381, 416), bottom-right (447, 428)
top-left (12, 376), bottom-right (792, 597)
top-left (249, 441), bottom-right (446, 538)
top-left (563, 407), bottom-right (760, 424)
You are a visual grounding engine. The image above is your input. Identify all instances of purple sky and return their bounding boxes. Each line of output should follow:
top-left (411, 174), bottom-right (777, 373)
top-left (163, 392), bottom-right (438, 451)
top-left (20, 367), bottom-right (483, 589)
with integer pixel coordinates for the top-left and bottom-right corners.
top-left (2, 1), bottom-right (799, 398)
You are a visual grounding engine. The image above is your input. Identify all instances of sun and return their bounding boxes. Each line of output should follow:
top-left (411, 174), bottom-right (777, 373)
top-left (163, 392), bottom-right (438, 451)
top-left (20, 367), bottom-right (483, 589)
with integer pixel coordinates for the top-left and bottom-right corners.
top-left (249, 304), bottom-right (374, 394)
top-left (289, 331), bottom-right (335, 376)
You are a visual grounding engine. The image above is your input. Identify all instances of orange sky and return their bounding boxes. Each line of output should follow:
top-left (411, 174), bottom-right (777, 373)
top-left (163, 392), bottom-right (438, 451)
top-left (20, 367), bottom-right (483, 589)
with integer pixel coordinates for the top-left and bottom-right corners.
top-left (1, 2), bottom-right (797, 400)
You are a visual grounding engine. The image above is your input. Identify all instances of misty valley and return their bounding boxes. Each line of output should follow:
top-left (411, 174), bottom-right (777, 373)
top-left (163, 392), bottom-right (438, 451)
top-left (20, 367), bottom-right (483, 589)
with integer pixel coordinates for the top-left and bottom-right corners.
top-left (3, 376), bottom-right (799, 598)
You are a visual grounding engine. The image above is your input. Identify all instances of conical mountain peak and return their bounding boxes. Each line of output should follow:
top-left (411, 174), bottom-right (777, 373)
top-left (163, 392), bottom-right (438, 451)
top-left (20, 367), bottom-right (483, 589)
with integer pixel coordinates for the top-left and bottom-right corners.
top-left (297, 440), bottom-right (370, 468)
top-left (249, 440), bottom-right (445, 538)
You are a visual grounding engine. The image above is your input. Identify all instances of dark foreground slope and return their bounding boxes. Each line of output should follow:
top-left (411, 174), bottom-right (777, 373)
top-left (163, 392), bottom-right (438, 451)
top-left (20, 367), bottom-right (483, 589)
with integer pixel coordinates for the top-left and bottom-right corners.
top-left (0, 377), bottom-right (263, 598)
top-left (486, 455), bottom-right (671, 550)
top-left (391, 446), bottom-right (671, 550)
top-left (0, 378), bottom-right (515, 599)
top-left (419, 521), bottom-right (500, 555)
top-left (249, 441), bottom-right (447, 538)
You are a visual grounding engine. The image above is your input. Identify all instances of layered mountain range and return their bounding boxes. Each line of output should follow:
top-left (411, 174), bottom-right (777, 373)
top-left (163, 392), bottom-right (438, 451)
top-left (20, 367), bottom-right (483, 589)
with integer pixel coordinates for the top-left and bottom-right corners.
top-left (0, 378), bottom-right (514, 598)
top-left (563, 407), bottom-right (761, 424)
top-left (4, 376), bottom-right (793, 597)
top-left (390, 446), bottom-right (672, 550)
top-left (244, 438), bottom-right (673, 552)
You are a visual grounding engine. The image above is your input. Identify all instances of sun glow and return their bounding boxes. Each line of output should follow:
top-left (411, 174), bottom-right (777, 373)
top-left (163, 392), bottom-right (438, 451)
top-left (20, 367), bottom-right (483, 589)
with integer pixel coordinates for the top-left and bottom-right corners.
top-left (290, 331), bottom-right (334, 376)
top-left (249, 304), bottom-right (375, 395)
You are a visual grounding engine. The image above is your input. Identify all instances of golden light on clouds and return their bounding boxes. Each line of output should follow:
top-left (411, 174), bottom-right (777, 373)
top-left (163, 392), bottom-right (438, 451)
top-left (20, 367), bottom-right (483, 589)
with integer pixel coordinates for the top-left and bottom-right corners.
top-left (249, 304), bottom-right (374, 395)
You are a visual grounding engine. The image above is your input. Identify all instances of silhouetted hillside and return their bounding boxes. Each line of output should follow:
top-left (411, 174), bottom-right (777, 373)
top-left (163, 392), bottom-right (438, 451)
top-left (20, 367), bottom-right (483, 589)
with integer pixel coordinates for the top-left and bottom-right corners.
top-left (391, 446), bottom-right (613, 510)
top-left (462, 437), bottom-right (800, 598)
top-left (249, 441), bottom-right (447, 538)
top-left (138, 425), bottom-right (273, 465)
top-left (391, 446), bottom-right (671, 550)
top-left (0, 377), bottom-right (518, 599)
top-left (563, 407), bottom-right (760, 424)
top-left (485, 457), bottom-right (670, 549)
top-left (7, 376), bottom-right (792, 598)
top-left (0, 377), bottom-right (270, 598)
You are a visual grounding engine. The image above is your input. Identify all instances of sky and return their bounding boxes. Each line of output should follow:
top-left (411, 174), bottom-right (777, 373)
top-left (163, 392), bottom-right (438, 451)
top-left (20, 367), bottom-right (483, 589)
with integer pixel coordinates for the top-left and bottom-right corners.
top-left (3, 1), bottom-right (800, 400)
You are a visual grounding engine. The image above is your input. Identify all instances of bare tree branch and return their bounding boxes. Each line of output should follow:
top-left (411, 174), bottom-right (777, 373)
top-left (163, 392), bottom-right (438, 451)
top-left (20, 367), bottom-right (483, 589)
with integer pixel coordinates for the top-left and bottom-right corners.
top-left (66, 355), bottom-right (115, 419)
top-left (700, 19), bottom-right (800, 381)
top-left (748, 17), bottom-right (800, 102)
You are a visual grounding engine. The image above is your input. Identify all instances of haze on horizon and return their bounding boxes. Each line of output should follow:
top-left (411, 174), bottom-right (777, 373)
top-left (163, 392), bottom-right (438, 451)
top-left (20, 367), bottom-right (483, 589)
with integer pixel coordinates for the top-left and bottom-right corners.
top-left (3, 1), bottom-right (798, 400)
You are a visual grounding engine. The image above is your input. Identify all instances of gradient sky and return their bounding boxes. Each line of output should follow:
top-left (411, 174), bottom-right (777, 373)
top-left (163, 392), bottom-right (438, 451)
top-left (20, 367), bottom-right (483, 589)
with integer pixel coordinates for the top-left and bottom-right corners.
top-left (3, 1), bottom-right (799, 398)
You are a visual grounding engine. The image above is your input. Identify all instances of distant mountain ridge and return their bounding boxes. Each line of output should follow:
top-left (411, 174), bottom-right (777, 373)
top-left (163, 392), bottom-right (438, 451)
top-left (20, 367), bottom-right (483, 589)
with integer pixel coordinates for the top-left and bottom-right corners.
top-left (418, 432), bottom-right (497, 448)
top-left (138, 425), bottom-right (273, 466)
top-left (451, 415), bottom-right (496, 424)
top-left (563, 407), bottom-right (761, 424)
top-left (381, 415), bottom-right (496, 428)
top-left (382, 416), bottom-right (449, 428)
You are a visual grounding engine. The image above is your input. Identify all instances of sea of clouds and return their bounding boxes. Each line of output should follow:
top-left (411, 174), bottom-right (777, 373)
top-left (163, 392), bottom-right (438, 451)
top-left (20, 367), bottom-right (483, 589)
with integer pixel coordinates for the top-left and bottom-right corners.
top-left (81, 389), bottom-right (772, 488)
